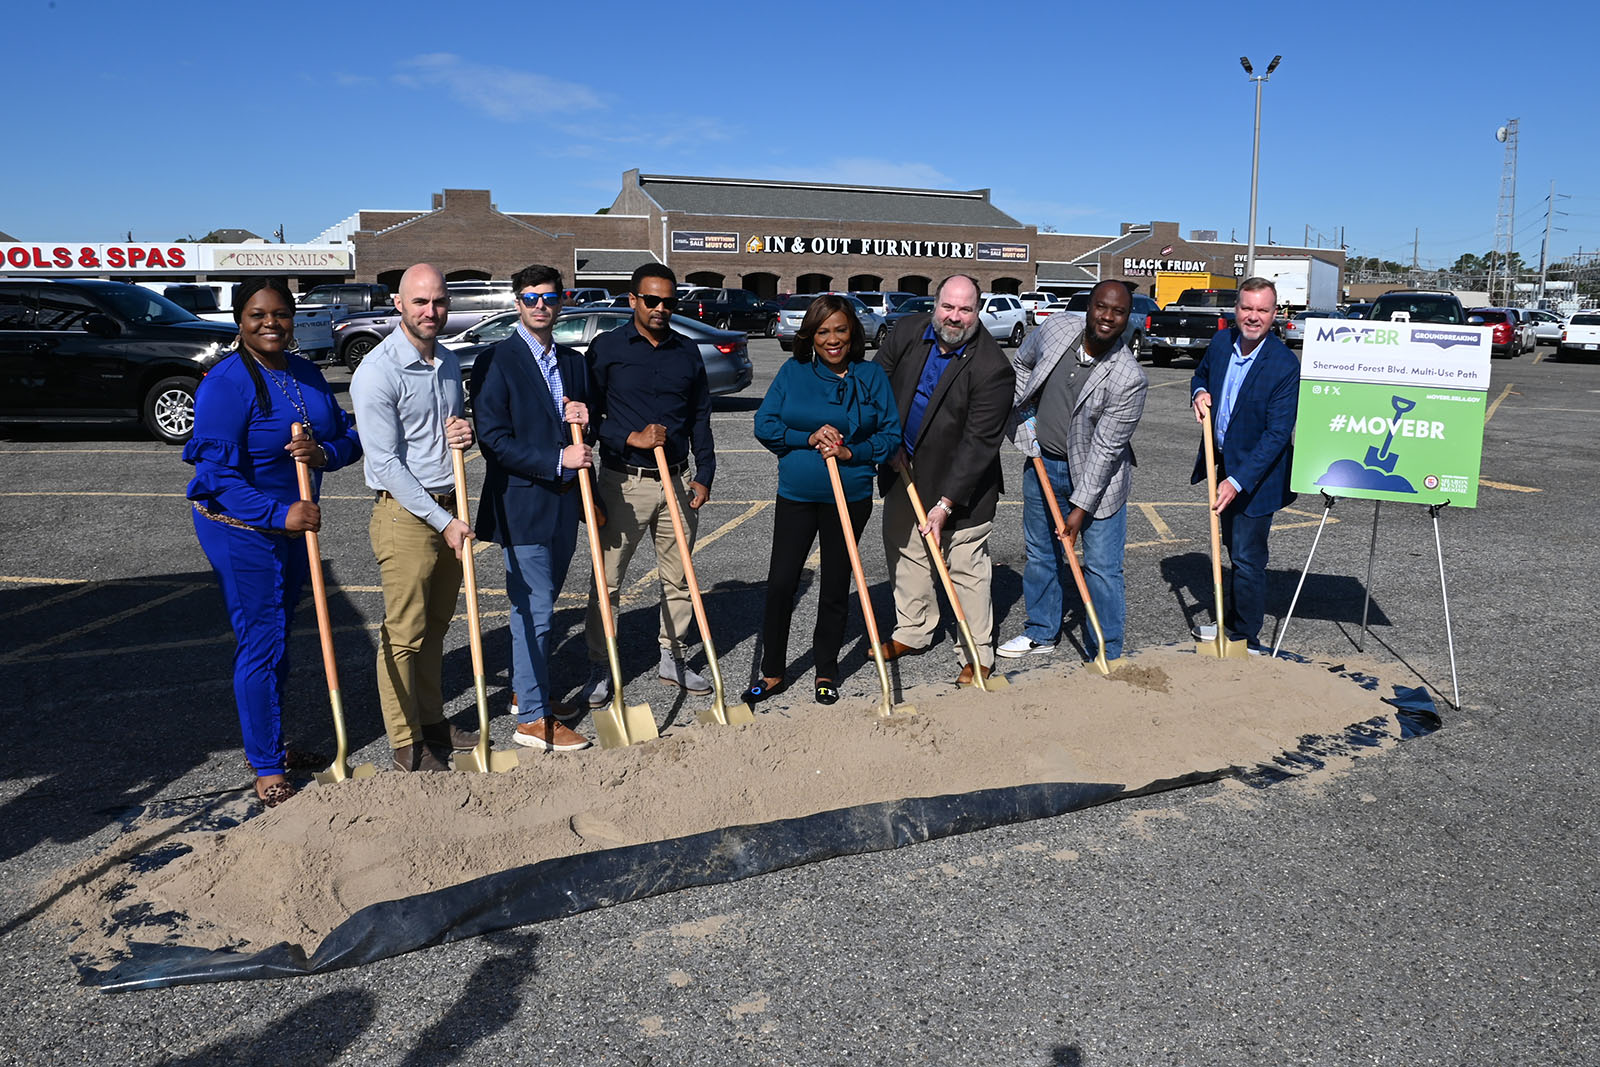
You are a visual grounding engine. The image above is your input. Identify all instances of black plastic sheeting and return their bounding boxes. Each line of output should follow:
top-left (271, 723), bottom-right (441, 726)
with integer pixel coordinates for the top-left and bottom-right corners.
top-left (89, 669), bottom-right (1439, 992)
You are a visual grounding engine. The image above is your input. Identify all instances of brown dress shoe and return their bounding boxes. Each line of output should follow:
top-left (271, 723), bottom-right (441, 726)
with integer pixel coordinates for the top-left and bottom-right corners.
top-left (421, 720), bottom-right (480, 751)
top-left (392, 743), bottom-right (451, 772)
top-left (878, 639), bottom-right (926, 662)
top-left (954, 663), bottom-right (996, 686)
top-left (513, 718), bottom-right (591, 752)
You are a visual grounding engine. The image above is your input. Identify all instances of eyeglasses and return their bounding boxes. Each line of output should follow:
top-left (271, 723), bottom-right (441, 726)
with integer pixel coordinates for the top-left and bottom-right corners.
top-left (517, 292), bottom-right (561, 307)
top-left (632, 293), bottom-right (679, 310)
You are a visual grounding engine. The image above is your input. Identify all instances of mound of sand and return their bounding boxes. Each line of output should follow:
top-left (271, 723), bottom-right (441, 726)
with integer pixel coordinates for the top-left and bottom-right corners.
top-left (48, 648), bottom-right (1408, 959)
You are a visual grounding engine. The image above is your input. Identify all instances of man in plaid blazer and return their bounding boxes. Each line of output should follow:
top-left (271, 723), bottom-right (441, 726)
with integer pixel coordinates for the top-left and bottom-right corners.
top-left (1000, 280), bottom-right (1148, 662)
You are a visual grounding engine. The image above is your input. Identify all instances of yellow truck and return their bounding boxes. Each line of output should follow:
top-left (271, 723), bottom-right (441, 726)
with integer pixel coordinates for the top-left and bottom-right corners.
top-left (1155, 271), bottom-right (1236, 309)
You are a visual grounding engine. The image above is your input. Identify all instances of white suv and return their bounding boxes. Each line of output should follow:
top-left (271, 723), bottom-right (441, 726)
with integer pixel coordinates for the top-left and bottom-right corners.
top-left (979, 293), bottom-right (1028, 347)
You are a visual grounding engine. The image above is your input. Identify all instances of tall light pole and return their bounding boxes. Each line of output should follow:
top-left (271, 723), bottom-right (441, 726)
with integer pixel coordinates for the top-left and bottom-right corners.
top-left (1240, 55), bottom-right (1281, 279)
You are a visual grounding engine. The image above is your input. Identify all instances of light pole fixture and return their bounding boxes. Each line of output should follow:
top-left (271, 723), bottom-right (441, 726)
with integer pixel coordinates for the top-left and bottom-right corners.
top-left (1241, 54), bottom-right (1282, 279)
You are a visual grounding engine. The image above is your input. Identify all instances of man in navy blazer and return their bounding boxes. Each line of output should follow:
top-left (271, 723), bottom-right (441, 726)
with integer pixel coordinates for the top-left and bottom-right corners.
top-left (1189, 277), bottom-right (1299, 650)
top-left (472, 264), bottom-right (595, 751)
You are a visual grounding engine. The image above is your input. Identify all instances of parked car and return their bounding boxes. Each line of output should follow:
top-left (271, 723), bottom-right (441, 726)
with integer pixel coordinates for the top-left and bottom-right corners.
top-left (1018, 291), bottom-right (1056, 324)
top-left (776, 293), bottom-right (887, 351)
top-left (1523, 308), bottom-right (1565, 346)
top-left (0, 277), bottom-right (238, 443)
top-left (333, 303), bottom-right (498, 369)
top-left (138, 281), bottom-right (337, 360)
top-left (1145, 288), bottom-right (1240, 364)
top-left (850, 291), bottom-right (916, 321)
top-left (1342, 302), bottom-right (1374, 320)
top-left (975, 293), bottom-right (1028, 347)
top-left (454, 310), bottom-right (753, 410)
top-left (299, 282), bottom-right (391, 317)
top-left (440, 309), bottom-right (519, 350)
top-left (562, 287), bottom-right (609, 306)
top-left (675, 287), bottom-right (778, 336)
top-left (1032, 299), bottom-right (1069, 323)
top-left (444, 281), bottom-right (516, 316)
top-left (884, 295), bottom-right (935, 331)
top-left (1367, 290), bottom-right (1466, 325)
top-left (1557, 311), bottom-right (1600, 361)
top-left (1467, 307), bottom-right (1532, 358)
top-left (1280, 309), bottom-right (1342, 348)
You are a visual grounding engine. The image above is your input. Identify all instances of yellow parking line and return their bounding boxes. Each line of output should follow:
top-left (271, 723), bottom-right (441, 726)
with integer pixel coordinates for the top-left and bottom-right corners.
top-left (1486, 382), bottom-right (1514, 423)
top-left (0, 582), bottom-right (206, 665)
top-left (1480, 479), bottom-right (1541, 493)
top-left (625, 501), bottom-right (770, 590)
top-left (1135, 503), bottom-right (1176, 541)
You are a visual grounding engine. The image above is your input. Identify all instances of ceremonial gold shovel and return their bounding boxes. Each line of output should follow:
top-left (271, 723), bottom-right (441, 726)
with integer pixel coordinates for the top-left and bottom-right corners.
top-left (902, 472), bottom-right (1009, 692)
top-left (653, 446), bottom-right (753, 727)
top-left (1031, 456), bottom-right (1114, 676)
top-left (1197, 407), bottom-right (1250, 659)
top-left (449, 446), bottom-right (518, 773)
top-left (574, 425), bottom-right (659, 748)
top-left (826, 454), bottom-right (914, 717)
top-left (290, 423), bottom-right (377, 784)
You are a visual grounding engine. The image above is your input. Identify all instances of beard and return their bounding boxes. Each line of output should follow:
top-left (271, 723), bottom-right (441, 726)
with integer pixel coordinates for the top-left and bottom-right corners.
top-left (935, 318), bottom-right (978, 348)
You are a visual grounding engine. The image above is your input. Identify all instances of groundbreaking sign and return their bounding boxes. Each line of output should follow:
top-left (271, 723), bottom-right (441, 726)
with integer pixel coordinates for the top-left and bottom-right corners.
top-left (1291, 319), bottom-right (1492, 508)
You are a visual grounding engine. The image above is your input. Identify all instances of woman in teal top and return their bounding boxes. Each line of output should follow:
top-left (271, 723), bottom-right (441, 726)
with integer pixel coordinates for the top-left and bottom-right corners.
top-left (750, 295), bottom-right (901, 705)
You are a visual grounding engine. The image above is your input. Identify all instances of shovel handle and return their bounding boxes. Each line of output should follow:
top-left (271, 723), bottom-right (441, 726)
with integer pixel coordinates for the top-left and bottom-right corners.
top-left (290, 423), bottom-right (339, 693)
top-left (1030, 456), bottom-right (1109, 663)
top-left (827, 455), bottom-right (897, 711)
top-left (449, 447), bottom-right (486, 680)
top-left (653, 446), bottom-right (724, 702)
top-left (902, 479), bottom-right (968, 626)
top-left (1199, 406), bottom-right (1227, 631)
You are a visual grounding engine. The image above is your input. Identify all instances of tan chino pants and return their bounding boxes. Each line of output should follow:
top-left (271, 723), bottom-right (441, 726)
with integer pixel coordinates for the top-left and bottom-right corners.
top-left (584, 465), bottom-right (699, 664)
top-left (370, 495), bottom-right (461, 749)
top-left (880, 483), bottom-right (996, 668)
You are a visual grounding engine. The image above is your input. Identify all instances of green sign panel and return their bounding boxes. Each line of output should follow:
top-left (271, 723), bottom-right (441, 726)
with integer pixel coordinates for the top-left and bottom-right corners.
top-left (1290, 318), bottom-right (1492, 508)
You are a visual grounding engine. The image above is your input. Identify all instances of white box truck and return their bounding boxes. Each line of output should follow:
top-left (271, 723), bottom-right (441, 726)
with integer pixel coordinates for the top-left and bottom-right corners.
top-left (1255, 255), bottom-right (1340, 312)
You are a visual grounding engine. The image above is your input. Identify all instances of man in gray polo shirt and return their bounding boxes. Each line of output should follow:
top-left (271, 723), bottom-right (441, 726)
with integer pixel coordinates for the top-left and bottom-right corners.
top-left (351, 263), bottom-right (479, 772)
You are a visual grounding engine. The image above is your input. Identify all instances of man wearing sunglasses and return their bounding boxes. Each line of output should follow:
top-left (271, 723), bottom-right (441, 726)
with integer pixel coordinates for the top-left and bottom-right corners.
top-left (582, 262), bottom-right (717, 706)
top-left (469, 264), bottom-right (595, 751)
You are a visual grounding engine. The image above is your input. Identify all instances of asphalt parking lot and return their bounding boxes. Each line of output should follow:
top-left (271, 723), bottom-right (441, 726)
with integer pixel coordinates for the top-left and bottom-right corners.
top-left (2, 337), bottom-right (1596, 1065)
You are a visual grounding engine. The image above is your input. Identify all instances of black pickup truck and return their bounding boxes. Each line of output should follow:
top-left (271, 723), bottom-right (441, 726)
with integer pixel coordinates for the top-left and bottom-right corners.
top-left (674, 288), bottom-right (778, 336)
top-left (1145, 288), bottom-right (1238, 364)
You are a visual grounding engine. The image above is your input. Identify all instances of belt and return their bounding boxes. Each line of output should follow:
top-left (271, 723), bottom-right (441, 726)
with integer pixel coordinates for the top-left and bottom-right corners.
top-left (1039, 447), bottom-right (1071, 464)
top-left (603, 456), bottom-right (686, 480)
top-left (375, 488), bottom-right (457, 510)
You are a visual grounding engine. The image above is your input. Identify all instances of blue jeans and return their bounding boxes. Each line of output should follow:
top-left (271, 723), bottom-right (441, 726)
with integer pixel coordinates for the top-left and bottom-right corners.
top-left (1021, 457), bottom-right (1127, 660)
top-left (1219, 509), bottom-right (1272, 643)
top-left (504, 527), bottom-right (578, 724)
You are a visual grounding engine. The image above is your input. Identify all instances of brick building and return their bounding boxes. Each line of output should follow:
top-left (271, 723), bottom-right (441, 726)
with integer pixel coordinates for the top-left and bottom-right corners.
top-left (336, 172), bottom-right (1343, 300)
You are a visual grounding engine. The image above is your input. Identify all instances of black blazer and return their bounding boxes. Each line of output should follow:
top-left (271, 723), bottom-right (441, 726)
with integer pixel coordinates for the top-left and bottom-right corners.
top-left (873, 312), bottom-right (1015, 529)
top-left (471, 331), bottom-right (591, 545)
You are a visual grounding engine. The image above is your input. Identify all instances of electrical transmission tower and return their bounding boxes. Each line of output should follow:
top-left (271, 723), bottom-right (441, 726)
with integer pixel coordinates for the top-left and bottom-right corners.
top-left (1490, 119), bottom-right (1519, 306)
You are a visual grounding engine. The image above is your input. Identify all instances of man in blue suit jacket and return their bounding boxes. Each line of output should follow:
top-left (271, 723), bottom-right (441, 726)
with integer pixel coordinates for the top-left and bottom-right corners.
top-left (472, 265), bottom-right (595, 751)
top-left (1189, 277), bottom-right (1299, 649)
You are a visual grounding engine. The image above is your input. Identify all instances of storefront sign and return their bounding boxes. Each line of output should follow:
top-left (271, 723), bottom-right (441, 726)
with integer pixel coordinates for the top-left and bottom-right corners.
top-left (0, 242), bottom-right (352, 274)
top-left (672, 231), bottom-right (739, 253)
top-left (745, 235), bottom-right (984, 260)
top-left (976, 242), bottom-right (1030, 262)
top-left (1291, 319), bottom-right (1492, 507)
top-left (1122, 256), bottom-right (1210, 275)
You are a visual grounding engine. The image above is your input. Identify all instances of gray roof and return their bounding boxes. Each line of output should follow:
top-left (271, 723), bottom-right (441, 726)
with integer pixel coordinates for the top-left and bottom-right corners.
top-left (574, 249), bottom-right (658, 278)
top-left (638, 174), bottom-right (1024, 229)
top-left (0, 229), bottom-right (15, 242)
top-left (1037, 262), bottom-right (1099, 283)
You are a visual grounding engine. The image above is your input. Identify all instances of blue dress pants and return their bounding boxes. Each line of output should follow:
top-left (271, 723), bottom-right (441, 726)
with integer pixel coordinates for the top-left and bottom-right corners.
top-left (503, 521), bottom-right (579, 724)
top-left (1219, 509), bottom-right (1273, 643)
top-left (193, 513), bottom-right (308, 777)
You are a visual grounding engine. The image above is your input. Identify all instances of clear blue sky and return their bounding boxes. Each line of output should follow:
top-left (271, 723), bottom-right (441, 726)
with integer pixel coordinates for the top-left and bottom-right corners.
top-left (8, 0), bottom-right (1598, 269)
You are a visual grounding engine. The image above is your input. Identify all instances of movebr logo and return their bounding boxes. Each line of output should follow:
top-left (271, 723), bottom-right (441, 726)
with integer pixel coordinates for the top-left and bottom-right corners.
top-left (1313, 325), bottom-right (1401, 345)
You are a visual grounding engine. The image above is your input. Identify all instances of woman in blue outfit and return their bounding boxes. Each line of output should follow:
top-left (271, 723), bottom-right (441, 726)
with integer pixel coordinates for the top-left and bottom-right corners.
top-left (184, 277), bottom-right (360, 807)
top-left (750, 294), bottom-right (902, 706)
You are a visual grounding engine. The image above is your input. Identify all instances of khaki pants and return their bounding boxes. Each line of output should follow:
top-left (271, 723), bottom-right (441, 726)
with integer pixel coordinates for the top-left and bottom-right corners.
top-left (370, 495), bottom-right (461, 749)
top-left (584, 465), bottom-right (699, 664)
top-left (881, 484), bottom-right (995, 668)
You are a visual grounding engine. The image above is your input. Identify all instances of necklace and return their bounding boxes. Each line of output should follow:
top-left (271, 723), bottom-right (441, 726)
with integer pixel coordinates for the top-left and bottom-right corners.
top-left (257, 357), bottom-right (313, 429)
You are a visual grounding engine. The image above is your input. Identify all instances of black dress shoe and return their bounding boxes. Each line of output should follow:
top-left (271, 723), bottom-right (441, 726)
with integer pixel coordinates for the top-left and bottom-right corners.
top-left (742, 678), bottom-right (786, 707)
top-left (422, 720), bottom-right (479, 751)
top-left (392, 743), bottom-right (450, 772)
top-left (814, 679), bottom-right (839, 705)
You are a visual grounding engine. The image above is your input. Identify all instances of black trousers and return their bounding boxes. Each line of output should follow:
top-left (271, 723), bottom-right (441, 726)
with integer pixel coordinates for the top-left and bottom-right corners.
top-left (761, 494), bottom-right (872, 680)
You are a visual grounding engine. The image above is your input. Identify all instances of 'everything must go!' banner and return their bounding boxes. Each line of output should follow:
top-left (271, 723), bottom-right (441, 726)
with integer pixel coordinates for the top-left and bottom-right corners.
top-left (1291, 319), bottom-right (1492, 508)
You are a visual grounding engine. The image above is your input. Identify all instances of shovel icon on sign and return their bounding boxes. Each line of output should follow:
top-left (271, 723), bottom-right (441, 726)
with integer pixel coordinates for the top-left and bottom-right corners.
top-left (1364, 394), bottom-right (1416, 474)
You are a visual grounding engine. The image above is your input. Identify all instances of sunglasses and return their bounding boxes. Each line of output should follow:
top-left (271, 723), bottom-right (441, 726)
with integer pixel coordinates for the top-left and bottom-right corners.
top-left (517, 292), bottom-right (561, 307)
top-left (632, 293), bottom-right (679, 310)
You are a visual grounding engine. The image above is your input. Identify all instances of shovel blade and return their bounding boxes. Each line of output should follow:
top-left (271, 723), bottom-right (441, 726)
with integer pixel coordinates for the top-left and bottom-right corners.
top-left (698, 698), bottom-right (755, 726)
top-left (1086, 656), bottom-right (1114, 676)
top-left (1195, 637), bottom-right (1251, 659)
top-left (875, 697), bottom-right (917, 718)
top-left (314, 759), bottom-right (377, 785)
top-left (594, 701), bottom-right (659, 748)
top-left (454, 746), bottom-right (520, 774)
top-left (959, 669), bottom-right (1011, 691)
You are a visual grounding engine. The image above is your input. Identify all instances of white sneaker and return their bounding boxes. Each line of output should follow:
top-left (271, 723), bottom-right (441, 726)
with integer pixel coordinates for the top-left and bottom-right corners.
top-left (658, 650), bottom-right (712, 694)
top-left (580, 669), bottom-right (612, 708)
top-left (997, 634), bottom-right (1056, 658)
top-left (1191, 623), bottom-right (1218, 641)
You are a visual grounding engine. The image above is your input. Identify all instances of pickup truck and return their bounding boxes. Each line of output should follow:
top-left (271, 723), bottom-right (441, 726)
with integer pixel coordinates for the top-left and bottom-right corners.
top-left (332, 305), bottom-right (500, 369)
top-left (674, 288), bottom-right (777, 336)
top-left (1145, 288), bottom-right (1238, 364)
top-left (140, 282), bottom-right (336, 360)
top-left (1557, 312), bottom-right (1600, 361)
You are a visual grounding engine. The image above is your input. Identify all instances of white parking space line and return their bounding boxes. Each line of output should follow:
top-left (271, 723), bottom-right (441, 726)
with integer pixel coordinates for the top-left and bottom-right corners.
top-left (0, 581), bottom-right (206, 665)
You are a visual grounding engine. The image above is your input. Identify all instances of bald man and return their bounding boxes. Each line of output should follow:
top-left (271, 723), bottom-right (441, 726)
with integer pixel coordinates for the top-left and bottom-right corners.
top-left (351, 264), bottom-right (479, 772)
